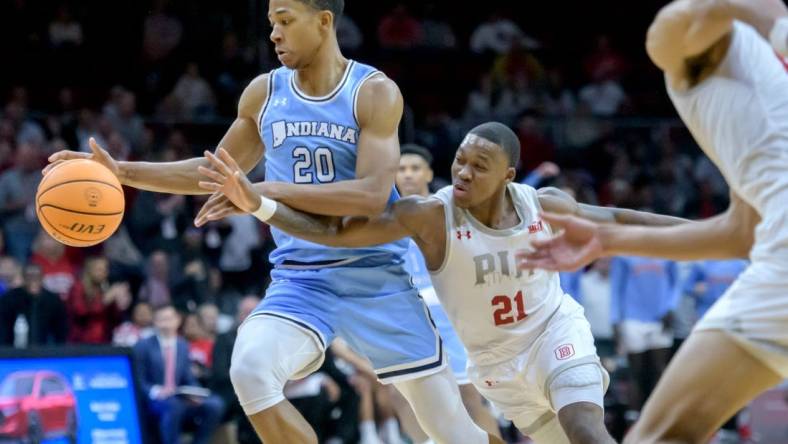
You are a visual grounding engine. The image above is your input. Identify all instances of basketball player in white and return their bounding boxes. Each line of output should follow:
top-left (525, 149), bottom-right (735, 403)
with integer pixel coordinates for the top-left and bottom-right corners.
top-left (194, 122), bottom-right (687, 443)
top-left (517, 0), bottom-right (788, 442)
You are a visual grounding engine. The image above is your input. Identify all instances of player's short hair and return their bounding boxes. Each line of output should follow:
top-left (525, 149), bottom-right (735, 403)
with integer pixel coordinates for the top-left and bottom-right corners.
top-left (297, 0), bottom-right (344, 26)
top-left (400, 144), bottom-right (433, 165)
top-left (468, 122), bottom-right (520, 167)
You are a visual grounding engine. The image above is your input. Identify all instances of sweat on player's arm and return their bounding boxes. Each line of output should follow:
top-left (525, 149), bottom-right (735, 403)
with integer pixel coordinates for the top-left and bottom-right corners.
top-left (44, 74), bottom-right (268, 195)
top-left (253, 75), bottom-right (404, 217)
top-left (517, 191), bottom-right (759, 272)
top-left (537, 186), bottom-right (690, 226)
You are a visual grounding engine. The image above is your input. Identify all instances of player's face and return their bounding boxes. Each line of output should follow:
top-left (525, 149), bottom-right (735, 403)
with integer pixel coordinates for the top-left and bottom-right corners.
top-left (268, 0), bottom-right (332, 69)
top-left (397, 154), bottom-right (433, 197)
top-left (451, 135), bottom-right (515, 209)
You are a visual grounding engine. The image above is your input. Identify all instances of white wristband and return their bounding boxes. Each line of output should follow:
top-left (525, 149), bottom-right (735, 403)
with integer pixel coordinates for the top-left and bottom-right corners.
top-left (252, 195), bottom-right (277, 222)
top-left (769, 17), bottom-right (788, 57)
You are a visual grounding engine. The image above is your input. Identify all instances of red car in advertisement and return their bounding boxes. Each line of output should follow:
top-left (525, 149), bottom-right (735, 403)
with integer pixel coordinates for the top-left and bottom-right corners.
top-left (0, 371), bottom-right (77, 444)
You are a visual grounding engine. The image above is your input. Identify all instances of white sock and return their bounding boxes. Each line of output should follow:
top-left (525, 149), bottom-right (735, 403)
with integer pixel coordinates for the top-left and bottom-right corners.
top-left (360, 420), bottom-right (381, 444)
top-left (382, 418), bottom-right (401, 443)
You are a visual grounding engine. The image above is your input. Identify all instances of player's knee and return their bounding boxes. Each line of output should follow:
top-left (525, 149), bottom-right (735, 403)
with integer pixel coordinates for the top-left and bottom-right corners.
top-left (229, 343), bottom-right (287, 413)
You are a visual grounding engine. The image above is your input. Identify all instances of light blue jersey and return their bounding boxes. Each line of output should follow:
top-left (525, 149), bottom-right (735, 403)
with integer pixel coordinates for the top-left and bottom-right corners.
top-left (251, 62), bottom-right (444, 383)
top-left (259, 60), bottom-right (407, 265)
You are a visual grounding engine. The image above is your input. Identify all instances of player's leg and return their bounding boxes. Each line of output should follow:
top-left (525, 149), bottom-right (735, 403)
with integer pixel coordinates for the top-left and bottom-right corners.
top-left (393, 367), bottom-right (503, 444)
top-left (230, 315), bottom-right (326, 444)
top-left (624, 330), bottom-right (781, 444)
top-left (389, 387), bottom-right (431, 443)
top-left (459, 383), bottom-right (502, 439)
top-left (337, 260), bottom-right (497, 444)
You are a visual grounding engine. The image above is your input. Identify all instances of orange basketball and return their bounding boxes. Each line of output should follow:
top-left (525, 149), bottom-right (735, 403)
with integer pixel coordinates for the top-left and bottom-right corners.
top-left (36, 159), bottom-right (125, 247)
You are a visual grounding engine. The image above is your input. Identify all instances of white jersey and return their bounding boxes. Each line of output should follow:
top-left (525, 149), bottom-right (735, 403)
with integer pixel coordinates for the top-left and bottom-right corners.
top-left (666, 21), bottom-right (788, 262)
top-left (429, 183), bottom-right (567, 365)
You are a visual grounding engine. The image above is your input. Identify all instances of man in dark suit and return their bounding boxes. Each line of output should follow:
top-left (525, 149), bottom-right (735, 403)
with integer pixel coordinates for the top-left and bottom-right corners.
top-left (0, 263), bottom-right (68, 346)
top-left (134, 304), bottom-right (224, 444)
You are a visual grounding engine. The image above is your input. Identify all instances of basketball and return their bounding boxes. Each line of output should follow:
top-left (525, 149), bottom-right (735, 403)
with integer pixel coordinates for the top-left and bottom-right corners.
top-left (36, 158), bottom-right (125, 247)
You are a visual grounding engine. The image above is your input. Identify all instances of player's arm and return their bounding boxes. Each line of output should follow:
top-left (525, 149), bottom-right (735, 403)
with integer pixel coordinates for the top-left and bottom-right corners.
top-left (43, 75), bottom-right (268, 194)
top-left (537, 186), bottom-right (690, 226)
top-left (646, 0), bottom-right (788, 80)
top-left (596, 191), bottom-right (758, 260)
top-left (195, 148), bottom-right (437, 248)
top-left (255, 75), bottom-right (404, 216)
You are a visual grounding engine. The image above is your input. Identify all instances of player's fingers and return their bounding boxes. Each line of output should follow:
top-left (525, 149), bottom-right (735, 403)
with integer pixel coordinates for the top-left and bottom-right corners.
top-left (197, 166), bottom-right (226, 183)
top-left (529, 230), bottom-right (565, 250)
top-left (195, 193), bottom-right (224, 220)
top-left (217, 147), bottom-right (243, 173)
top-left (198, 181), bottom-right (222, 191)
top-left (89, 137), bottom-right (109, 158)
top-left (517, 255), bottom-right (558, 271)
top-left (42, 159), bottom-right (68, 175)
top-left (204, 151), bottom-right (233, 177)
top-left (47, 150), bottom-right (90, 163)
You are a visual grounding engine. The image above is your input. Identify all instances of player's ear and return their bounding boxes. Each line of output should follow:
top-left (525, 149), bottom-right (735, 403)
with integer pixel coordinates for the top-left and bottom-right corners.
top-left (318, 10), bottom-right (333, 31)
top-left (505, 167), bottom-right (516, 183)
top-left (426, 167), bottom-right (434, 184)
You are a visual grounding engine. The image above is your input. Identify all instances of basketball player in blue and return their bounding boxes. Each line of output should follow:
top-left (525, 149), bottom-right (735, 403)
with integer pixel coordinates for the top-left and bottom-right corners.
top-left (44, 1), bottom-right (500, 443)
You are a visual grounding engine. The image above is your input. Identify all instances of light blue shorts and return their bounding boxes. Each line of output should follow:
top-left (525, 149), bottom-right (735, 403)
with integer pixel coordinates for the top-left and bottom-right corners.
top-left (427, 303), bottom-right (470, 385)
top-left (252, 254), bottom-right (445, 383)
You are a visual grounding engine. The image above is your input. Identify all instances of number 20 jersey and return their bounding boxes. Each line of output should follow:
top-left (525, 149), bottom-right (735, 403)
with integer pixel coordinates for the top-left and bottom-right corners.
top-left (259, 60), bottom-right (407, 265)
top-left (429, 183), bottom-right (566, 365)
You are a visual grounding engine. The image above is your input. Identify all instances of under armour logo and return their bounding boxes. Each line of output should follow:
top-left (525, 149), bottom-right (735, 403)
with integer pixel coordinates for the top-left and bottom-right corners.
top-left (456, 230), bottom-right (472, 240)
top-left (272, 97), bottom-right (288, 107)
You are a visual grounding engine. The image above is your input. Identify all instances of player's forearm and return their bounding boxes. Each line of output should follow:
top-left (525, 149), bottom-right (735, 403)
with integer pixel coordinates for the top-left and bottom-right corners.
top-left (260, 179), bottom-right (389, 216)
top-left (118, 158), bottom-right (212, 195)
top-left (265, 202), bottom-right (347, 247)
top-left (609, 208), bottom-right (691, 227)
top-left (599, 214), bottom-right (748, 261)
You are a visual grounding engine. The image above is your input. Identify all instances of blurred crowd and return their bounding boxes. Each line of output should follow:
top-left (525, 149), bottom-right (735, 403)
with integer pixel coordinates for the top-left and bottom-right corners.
top-left (0, 0), bottom-right (749, 443)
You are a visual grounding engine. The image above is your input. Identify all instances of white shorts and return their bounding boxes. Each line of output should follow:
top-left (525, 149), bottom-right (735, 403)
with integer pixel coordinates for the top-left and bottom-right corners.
top-left (695, 260), bottom-right (788, 377)
top-left (467, 297), bottom-right (609, 435)
top-left (618, 320), bottom-right (674, 354)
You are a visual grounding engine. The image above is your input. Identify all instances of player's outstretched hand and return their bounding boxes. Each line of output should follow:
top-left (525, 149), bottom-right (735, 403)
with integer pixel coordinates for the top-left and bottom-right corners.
top-left (194, 192), bottom-right (246, 227)
top-left (43, 137), bottom-right (119, 177)
top-left (196, 148), bottom-right (261, 222)
top-left (516, 212), bottom-right (605, 272)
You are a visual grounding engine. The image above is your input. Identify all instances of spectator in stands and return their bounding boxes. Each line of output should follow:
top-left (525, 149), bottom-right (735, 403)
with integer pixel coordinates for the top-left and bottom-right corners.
top-left (682, 260), bottom-right (749, 323)
top-left (337, 15), bottom-right (363, 52)
top-left (48, 5), bottom-right (83, 48)
top-left (578, 70), bottom-right (628, 116)
top-left (182, 312), bottom-right (213, 385)
top-left (583, 35), bottom-right (628, 83)
top-left (0, 255), bottom-right (21, 295)
top-left (0, 263), bottom-right (68, 346)
top-left (134, 304), bottom-right (224, 444)
top-left (0, 143), bottom-right (42, 262)
top-left (378, 4), bottom-right (423, 50)
top-left (30, 232), bottom-right (77, 299)
top-left (171, 63), bottom-right (216, 118)
top-left (68, 256), bottom-right (132, 344)
top-left (5, 97), bottom-right (45, 146)
top-left (211, 296), bottom-right (260, 444)
top-left (540, 68), bottom-right (576, 117)
top-left (128, 191), bottom-right (188, 254)
top-left (611, 256), bottom-right (679, 419)
top-left (470, 10), bottom-right (538, 54)
top-left (515, 112), bottom-right (556, 173)
top-left (142, 0), bottom-right (183, 62)
top-left (578, 258), bottom-right (615, 358)
top-left (420, 3), bottom-right (456, 49)
top-left (113, 301), bottom-right (155, 347)
top-left (218, 215), bottom-right (260, 293)
top-left (197, 303), bottom-right (220, 338)
top-left (138, 250), bottom-right (172, 308)
top-left (106, 91), bottom-right (144, 151)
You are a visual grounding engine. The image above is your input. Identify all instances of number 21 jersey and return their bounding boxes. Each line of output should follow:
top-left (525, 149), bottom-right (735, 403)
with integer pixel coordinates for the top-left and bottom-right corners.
top-left (259, 60), bottom-right (407, 265)
top-left (429, 183), bottom-right (566, 365)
